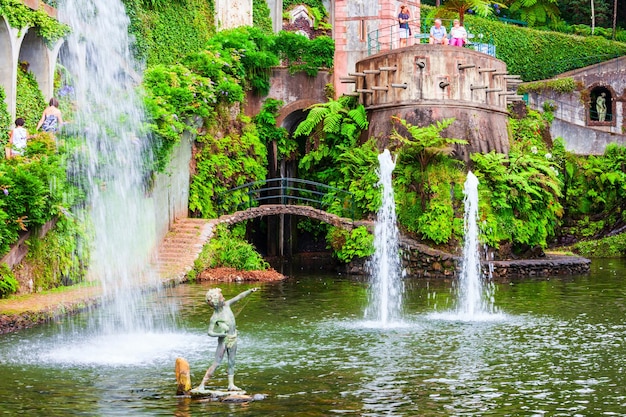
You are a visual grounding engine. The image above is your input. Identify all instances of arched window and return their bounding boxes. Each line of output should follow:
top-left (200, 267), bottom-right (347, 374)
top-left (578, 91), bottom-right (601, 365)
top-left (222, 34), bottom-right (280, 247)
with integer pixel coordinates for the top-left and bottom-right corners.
top-left (589, 87), bottom-right (612, 123)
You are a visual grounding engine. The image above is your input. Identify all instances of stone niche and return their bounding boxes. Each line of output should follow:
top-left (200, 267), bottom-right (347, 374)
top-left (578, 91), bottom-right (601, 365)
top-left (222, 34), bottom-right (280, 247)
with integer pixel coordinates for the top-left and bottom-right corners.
top-left (354, 45), bottom-right (513, 159)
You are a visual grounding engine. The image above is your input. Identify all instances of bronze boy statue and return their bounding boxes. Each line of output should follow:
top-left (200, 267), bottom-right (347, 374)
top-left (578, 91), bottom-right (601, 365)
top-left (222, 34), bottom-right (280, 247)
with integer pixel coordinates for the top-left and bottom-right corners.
top-left (196, 287), bottom-right (258, 391)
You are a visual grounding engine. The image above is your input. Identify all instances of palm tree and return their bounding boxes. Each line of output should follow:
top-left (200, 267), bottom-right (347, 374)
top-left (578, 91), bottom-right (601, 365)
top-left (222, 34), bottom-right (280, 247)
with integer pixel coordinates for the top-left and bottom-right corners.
top-left (440, 0), bottom-right (495, 25)
top-left (612, 0), bottom-right (618, 40)
top-left (508, 0), bottom-right (560, 26)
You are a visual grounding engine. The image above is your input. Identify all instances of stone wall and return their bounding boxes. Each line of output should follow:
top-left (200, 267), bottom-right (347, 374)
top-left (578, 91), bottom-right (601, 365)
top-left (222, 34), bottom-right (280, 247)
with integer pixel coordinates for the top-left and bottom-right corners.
top-left (151, 131), bottom-right (193, 242)
top-left (244, 68), bottom-right (331, 125)
top-left (524, 56), bottom-right (626, 154)
top-left (348, 236), bottom-right (591, 278)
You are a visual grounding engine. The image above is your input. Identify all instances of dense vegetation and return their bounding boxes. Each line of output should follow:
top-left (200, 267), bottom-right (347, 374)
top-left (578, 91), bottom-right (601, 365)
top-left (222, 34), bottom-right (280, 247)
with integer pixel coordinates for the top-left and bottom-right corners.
top-left (3, 0), bottom-right (626, 296)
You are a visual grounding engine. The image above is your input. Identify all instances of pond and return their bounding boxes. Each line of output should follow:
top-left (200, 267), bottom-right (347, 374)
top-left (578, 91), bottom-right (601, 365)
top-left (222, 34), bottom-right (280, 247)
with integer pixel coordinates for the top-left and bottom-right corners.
top-left (1, 259), bottom-right (625, 416)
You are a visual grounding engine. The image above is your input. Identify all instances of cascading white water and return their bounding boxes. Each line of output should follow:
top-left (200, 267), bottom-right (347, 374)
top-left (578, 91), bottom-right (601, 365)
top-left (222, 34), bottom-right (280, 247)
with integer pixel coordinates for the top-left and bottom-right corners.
top-left (457, 171), bottom-right (496, 317)
top-left (365, 149), bottom-right (403, 324)
top-left (58, 0), bottom-right (161, 332)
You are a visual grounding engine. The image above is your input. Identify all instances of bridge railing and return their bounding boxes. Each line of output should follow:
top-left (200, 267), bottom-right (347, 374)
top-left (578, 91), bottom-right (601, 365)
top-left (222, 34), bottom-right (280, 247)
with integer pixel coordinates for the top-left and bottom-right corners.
top-left (217, 177), bottom-right (356, 220)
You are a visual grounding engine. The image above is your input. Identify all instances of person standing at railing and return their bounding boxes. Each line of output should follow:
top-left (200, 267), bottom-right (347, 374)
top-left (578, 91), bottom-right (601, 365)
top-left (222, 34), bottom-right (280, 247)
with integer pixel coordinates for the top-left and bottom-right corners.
top-left (398, 5), bottom-right (411, 48)
top-left (450, 19), bottom-right (467, 47)
top-left (429, 19), bottom-right (448, 45)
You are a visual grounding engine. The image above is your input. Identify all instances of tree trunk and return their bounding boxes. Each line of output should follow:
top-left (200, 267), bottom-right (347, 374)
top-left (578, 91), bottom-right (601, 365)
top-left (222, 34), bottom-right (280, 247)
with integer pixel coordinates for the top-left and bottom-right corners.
top-left (613, 0), bottom-right (618, 40)
top-left (436, 0), bottom-right (441, 6)
top-left (591, 0), bottom-right (595, 35)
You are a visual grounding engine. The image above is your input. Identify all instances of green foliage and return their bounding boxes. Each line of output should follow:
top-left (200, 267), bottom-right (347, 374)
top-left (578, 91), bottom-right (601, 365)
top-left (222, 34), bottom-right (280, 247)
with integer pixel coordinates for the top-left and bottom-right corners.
top-left (438, 0), bottom-right (502, 24)
top-left (24, 215), bottom-right (89, 291)
top-left (194, 224), bottom-right (269, 271)
top-left (16, 67), bottom-right (46, 134)
top-left (465, 14), bottom-right (626, 81)
top-left (0, 0), bottom-right (70, 44)
top-left (334, 139), bottom-right (381, 216)
top-left (326, 226), bottom-right (374, 263)
top-left (471, 140), bottom-right (563, 250)
top-left (0, 88), bottom-right (10, 139)
top-left (508, 0), bottom-right (560, 27)
top-left (254, 99), bottom-right (294, 159)
top-left (272, 32), bottom-right (335, 76)
top-left (559, 144), bottom-right (626, 238)
top-left (122, 0), bottom-right (214, 65)
top-left (517, 77), bottom-right (581, 95)
top-left (0, 131), bottom-right (76, 256)
top-left (205, 26), bottom-right (279, 95)
top-left (573, 233), bottom-right (626, 258)
top-left (0, 263), bottom-right (18, 298)
top-left (189, 123), bottom-right (267, 218)
top-left (296, 96), bottom-right (368, 185)
top-left (253, 0), bottom-right (273, 34)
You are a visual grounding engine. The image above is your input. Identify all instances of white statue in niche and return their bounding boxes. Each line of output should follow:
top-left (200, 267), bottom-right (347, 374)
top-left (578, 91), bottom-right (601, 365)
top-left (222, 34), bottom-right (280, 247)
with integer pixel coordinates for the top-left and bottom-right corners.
top-left (596, 92), bottom-right (607, 122)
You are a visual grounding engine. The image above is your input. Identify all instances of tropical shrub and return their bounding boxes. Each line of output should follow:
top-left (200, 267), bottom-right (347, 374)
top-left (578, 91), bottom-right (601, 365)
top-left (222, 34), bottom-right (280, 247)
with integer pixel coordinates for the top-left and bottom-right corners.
top-left (390, 117), bottom-right (467, 244)
top-left (464, 15), bottom-right (626, 81)
top-left (122, 0), bottom-right (215, 65)
top-left (189, 121), bottom-right (267, 218)
top-left (326, 226), bottom-right (374, 262)
top-left (0, 87), bottom-right (10, 133)
top-left (0, 263), bottom-right (18, 298)
top-left (471, 141), bottom-right (562, 251)
top-left (0, 0), bottom-right (70, 44)
top-left (16, 67), bottom-right (46, 133)
top-left (253, 98), bottom-right (293, 160)
top-left (194, 224), bottom-right (269, 271)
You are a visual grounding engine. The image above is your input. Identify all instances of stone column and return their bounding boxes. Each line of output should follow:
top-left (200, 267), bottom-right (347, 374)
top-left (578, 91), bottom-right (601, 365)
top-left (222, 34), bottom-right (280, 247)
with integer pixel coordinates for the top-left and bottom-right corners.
top-left (215, 0), bottom-right (253, 31)
top-left (266, 0), bottom-right (283, 33)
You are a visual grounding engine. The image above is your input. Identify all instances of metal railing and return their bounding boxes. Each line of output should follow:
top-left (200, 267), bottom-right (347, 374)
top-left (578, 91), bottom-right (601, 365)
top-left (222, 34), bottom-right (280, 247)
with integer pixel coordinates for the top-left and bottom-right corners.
top-left (217, 177), bottom-right (355, 220)
top-left (367, 18), bottom-right (495, 56)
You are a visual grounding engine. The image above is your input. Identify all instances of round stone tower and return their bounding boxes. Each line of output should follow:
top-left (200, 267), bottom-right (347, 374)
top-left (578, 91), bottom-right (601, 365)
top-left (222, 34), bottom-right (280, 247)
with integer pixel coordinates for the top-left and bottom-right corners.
top-left (349, 45), bottom-right (520, 157)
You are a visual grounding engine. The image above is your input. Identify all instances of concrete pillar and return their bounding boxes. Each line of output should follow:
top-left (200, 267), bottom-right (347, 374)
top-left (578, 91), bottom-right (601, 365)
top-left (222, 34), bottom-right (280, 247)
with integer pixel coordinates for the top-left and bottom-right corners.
top-left (215, 0), bottom-right (253, 30)
top-left (266, 0), bottom-right (283, 33)
top-left (19, 28), bottom-right (50, 99)
top-left (0, 17), bottom-right (28, 121)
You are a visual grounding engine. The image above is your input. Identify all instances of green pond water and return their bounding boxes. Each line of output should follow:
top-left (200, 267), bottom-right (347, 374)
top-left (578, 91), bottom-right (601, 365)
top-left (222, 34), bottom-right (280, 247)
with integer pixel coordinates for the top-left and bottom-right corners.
top-left (1, 258), bottom-right (626, 416)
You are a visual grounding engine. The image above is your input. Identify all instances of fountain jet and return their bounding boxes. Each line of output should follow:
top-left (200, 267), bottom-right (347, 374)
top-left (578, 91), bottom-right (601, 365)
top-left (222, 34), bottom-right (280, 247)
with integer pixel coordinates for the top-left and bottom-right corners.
top-left (365, 150), bottom-right (403, 324)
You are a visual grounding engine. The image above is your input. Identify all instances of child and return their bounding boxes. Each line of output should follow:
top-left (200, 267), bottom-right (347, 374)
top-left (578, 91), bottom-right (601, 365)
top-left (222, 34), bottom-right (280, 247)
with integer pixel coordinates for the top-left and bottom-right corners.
top-left (196, 287), bottom-right (258, 392)
top-left (8, 118), bottom-right (28, 157)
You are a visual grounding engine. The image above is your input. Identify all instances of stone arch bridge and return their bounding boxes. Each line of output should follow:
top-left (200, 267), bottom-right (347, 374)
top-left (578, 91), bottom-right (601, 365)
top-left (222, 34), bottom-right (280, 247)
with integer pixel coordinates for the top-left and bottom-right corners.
top-left (155, 205), bottom-right (373, 282)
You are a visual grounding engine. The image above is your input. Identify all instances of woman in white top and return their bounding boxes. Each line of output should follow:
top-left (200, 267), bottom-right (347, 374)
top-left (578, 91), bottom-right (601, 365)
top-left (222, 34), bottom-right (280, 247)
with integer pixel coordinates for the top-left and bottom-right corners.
top-left (450, 19), bottom-right (468, 47)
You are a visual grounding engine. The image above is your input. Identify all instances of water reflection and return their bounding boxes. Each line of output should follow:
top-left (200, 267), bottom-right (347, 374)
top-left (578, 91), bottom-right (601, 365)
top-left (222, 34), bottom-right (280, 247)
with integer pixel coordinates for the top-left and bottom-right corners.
top-left (1, 260), bottom-right (626, 415)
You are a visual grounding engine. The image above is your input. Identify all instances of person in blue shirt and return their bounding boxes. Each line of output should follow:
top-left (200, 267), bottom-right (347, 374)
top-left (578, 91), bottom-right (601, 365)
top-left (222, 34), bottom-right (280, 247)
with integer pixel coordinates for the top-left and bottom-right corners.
top-left (429, 19), bottom-right (448, 45)
top-left (398, 5), bottom-right (411, 48)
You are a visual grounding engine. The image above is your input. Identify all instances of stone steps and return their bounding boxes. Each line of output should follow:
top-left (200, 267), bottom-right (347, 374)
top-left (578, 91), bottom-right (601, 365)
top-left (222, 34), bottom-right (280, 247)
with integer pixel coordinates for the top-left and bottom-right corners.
top-left (151, 218), bottom-right (214, 282)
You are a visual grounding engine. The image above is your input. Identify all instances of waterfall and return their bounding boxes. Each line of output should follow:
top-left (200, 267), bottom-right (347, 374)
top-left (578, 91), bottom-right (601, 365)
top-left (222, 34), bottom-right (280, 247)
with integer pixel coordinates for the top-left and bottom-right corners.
top-left (58, 0), bottom-right (162, 332)
top-left (365, 149), bottom-right (403, 324)
top-left (457, 171), bottom-right (497, 318)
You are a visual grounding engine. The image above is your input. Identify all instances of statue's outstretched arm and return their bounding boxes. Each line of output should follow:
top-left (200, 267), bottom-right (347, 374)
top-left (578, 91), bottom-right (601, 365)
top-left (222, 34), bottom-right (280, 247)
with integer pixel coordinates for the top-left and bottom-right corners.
top-left (227, 288), bottom-right (258, 306)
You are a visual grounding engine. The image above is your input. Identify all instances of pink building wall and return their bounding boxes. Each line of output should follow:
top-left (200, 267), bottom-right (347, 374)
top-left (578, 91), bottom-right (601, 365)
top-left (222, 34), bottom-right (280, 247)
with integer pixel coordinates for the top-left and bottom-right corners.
top-left (332, 0), bottom-right (420, 97)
